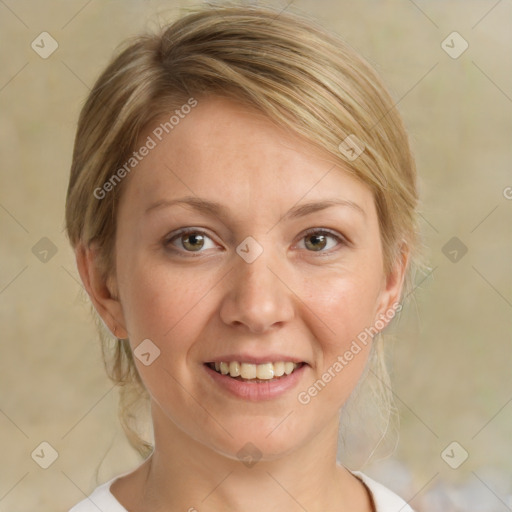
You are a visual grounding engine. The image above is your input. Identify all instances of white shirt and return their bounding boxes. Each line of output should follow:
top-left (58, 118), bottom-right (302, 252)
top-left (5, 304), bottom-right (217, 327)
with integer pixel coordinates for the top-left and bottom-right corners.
top-left (69, 471), bottom-right (414, 512)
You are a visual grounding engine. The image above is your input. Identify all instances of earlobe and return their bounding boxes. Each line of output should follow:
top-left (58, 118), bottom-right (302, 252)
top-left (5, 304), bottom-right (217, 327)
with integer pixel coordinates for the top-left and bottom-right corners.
top-left (75, 243), bottom-right (128, 339)
top-left (374, 243), bottom-right (409, 331)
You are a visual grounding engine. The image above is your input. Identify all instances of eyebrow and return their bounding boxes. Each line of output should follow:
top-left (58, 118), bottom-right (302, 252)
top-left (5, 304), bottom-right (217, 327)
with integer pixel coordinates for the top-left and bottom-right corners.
top-left (145, 196), bottom-right (366, 220)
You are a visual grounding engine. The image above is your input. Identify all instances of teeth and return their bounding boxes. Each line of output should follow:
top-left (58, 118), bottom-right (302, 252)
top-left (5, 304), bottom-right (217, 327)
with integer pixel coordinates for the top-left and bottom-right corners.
top-left (273, 361), bottom-right (285, 377)
top-left (229, 361), bottom-right (241, 377)
top-left (256, 363), bottom-right (274, 380)
top-left (284, 362), bottom-right (295, 375)
top-left (211, 361), bottom-right (301, 380)
top-left (240, 363), bottom-right (257, 379)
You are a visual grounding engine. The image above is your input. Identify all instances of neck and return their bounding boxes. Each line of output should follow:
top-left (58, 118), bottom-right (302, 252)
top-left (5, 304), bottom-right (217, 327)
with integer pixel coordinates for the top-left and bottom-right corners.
top-left (122, 403), bottom-right (370, 512)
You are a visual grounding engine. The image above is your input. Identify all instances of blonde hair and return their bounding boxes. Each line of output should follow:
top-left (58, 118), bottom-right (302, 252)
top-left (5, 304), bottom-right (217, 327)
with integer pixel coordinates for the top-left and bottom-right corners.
top-left (66, 3), bottom-right (422, 461)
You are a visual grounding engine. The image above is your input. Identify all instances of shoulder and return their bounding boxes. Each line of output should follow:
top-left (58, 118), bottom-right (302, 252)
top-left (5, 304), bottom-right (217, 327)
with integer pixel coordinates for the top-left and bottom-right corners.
top-left (68, 477), bottom-right (128, 512)
top-left (352, 471), bottom-right (415, 512)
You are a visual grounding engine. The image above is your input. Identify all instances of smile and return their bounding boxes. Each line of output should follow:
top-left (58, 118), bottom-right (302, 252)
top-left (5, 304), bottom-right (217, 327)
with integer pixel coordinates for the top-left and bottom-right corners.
top-left (207, 361), bottom-right (304, 382)
top-left (204, 360), bottom-right (308, 401)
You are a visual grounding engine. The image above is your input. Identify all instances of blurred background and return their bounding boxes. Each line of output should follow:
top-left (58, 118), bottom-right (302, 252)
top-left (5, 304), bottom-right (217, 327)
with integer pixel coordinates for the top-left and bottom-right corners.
top-left (0, 0), bottom-right (511, 510)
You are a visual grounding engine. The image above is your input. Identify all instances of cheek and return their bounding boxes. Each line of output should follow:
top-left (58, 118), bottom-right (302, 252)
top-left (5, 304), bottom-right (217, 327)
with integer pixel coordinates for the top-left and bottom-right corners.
top-left (293, 296), bottom-right (373, 420)
top-left (118, 261), bottom-right (217, 402)
top-left (296, 266), bottom-right (382, 410)
top-left (303, 268), bottom-right (381, 350)
top-left (118, 255), bottom-right (219, 344)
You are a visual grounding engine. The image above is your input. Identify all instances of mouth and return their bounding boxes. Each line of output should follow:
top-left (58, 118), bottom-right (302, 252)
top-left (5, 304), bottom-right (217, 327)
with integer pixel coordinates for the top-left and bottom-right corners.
top-left (205, 361), bottom-right (305, 383)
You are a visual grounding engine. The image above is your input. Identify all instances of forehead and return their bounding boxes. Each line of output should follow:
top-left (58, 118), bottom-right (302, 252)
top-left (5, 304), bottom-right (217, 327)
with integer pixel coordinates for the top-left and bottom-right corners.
top-left (120, 96), bottom-right (375, 218)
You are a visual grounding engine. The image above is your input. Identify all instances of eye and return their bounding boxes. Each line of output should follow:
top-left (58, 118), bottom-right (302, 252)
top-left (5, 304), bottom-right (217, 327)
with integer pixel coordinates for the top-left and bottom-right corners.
top-left (297, 229), bottom-right (345, 252)
top-left (166, 229), bottom-right (217, 253)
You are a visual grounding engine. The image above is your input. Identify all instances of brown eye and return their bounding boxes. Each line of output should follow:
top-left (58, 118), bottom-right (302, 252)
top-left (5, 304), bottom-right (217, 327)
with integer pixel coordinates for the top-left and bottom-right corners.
top-left (304, 233), bottom-right (327, 251)
top-left (298, 229), bottom-right (344, 253)
top-left (182, 233), bottom-right (205, 251)
top-left (167, 229), bottom-right (217, 253)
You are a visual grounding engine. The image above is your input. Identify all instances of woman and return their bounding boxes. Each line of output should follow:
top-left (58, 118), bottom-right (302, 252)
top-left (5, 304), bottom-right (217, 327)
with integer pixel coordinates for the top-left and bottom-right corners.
top-left (66, 4), bottom-right (421, 511)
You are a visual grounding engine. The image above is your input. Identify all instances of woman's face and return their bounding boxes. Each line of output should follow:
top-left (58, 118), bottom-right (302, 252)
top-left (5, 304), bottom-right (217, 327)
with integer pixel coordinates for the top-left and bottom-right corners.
top-left (101, 96), bottom-right (405, 460)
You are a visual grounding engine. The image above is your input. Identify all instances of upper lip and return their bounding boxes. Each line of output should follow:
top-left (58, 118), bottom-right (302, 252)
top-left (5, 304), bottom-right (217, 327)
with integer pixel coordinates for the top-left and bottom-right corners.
top-left (205, 354), bottom-right (307, 365)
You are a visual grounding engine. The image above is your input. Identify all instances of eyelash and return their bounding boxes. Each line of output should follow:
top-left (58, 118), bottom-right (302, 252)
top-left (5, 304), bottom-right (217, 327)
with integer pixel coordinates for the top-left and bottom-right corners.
top-left (164, 227), bottom-right (347, 257)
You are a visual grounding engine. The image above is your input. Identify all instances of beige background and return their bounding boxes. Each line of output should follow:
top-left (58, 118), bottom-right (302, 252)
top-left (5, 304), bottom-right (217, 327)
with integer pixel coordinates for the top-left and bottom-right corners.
top-left (1, 0), bottom-right (511, 510)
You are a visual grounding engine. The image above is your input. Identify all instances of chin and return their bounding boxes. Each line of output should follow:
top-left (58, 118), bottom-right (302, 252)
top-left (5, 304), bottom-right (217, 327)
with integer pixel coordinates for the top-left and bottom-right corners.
top-left (203, 416), bottom-right (311, 463)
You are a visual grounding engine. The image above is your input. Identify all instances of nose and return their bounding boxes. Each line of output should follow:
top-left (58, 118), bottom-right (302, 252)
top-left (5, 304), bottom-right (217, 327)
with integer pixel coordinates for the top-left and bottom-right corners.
top-left (219, 249), bottom-right (295, 333)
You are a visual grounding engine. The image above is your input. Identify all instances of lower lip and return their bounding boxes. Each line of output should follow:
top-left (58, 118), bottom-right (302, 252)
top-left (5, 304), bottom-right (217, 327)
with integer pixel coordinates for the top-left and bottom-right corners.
top-left (203, 363), bottom-right (307, 401)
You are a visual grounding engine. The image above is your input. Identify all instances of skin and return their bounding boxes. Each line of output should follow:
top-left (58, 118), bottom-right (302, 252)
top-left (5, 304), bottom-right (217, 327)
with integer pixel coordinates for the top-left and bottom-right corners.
top-left (77, 96), bottom-right (408, 512)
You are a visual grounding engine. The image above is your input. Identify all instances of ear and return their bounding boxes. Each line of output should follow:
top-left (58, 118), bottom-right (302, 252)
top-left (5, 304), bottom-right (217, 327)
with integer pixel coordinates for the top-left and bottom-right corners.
top-left (75, 242), bottom-right (128, 339)
top-left (373, 242), bottom-right (409, 331)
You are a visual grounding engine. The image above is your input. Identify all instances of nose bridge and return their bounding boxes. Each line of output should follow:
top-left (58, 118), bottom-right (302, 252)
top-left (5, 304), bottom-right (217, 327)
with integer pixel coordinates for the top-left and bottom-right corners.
top-left (238, 251), bottom-right (277, 299)
top-left (219, 242), bottom-right (294, 332)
